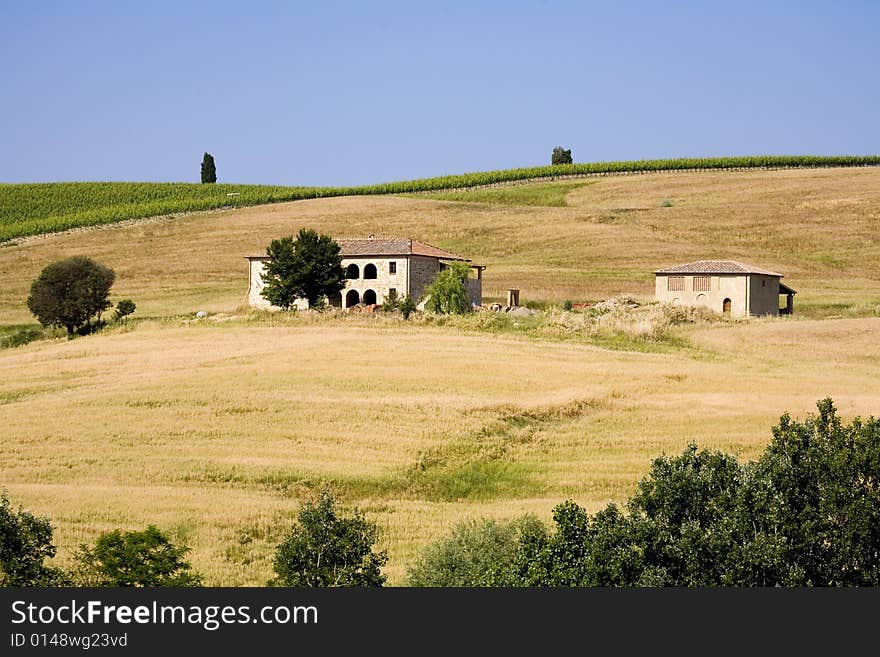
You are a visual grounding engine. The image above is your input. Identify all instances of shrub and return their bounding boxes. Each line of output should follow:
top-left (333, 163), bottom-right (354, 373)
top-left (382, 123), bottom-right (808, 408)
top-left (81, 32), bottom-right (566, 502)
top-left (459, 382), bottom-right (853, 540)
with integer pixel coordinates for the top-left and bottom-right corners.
top-left (74, 526), bottom-right (202, 587)
top-left (423, 261), bottom-right (471, 315)
top-left (27, 256), bottom-right (115, 337)
top-left (399, 296), bottom-right (417, 320)
top-left (563, 300), bottom-right (573, 311)
top-left (1, 327), bottom-right (44, 349)
top-left (113, 299), bottom-right (136, 322)
top-left (270, 490), bottom-right (387, 587)
top-left (0, 493), bottom-right (68, 586)
top-left (381, 289), bottom-right (399, 312)
top-left (407, 517), bottom-right (544, 586)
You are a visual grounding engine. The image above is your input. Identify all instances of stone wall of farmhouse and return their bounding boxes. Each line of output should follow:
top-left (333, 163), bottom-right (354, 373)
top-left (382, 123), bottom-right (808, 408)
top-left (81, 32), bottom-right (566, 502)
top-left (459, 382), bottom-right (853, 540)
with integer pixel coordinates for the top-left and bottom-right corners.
top-left (408, 256), bottom-right (443, 302)
top-left (247, 259), bottom-right (308, 310)
top-left (465, 278), bottom-right (482, 307)
top-left (340, 256), bottom-right (408, 307)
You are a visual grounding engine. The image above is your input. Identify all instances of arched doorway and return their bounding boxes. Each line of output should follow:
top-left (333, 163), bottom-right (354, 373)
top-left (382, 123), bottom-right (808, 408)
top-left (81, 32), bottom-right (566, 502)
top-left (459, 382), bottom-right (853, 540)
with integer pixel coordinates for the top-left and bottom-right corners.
top-left (345, 290), bottom-right (360, 308)
top-left (363, 289), bottom-right (377, 305)
top-left (346, 264), bottom-right (360, 279)
top-left (327, 291), bottom-right (342, 308)
top-left (363, 263), bottom-right (377, 279)
top-left (722, 298), bottom-right (732, 316)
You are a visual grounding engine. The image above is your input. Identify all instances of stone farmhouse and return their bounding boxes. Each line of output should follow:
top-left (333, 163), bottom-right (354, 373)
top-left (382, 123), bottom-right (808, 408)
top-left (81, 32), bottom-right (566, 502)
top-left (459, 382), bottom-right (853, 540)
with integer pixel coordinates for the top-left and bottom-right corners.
top-left (246, 236), bottom-right (484, 310)
top-left (654, 260), bottom-right (796, 318)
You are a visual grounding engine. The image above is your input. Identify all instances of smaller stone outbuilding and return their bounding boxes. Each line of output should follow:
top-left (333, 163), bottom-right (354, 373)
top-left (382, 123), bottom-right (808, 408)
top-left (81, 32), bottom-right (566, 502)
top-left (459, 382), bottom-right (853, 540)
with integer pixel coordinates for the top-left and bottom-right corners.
top-left (654, 260), bottom-right (795, 318)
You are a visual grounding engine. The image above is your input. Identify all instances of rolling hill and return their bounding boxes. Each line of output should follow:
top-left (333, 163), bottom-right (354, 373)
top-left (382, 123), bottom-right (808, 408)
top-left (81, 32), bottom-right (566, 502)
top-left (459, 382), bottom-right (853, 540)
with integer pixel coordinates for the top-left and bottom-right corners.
top-left (1, 164), bottom-right (879, 584)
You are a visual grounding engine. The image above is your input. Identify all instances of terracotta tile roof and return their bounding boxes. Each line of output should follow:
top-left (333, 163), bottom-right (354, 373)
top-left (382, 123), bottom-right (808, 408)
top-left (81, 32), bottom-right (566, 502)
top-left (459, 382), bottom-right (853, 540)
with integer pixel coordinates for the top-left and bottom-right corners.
top-left (247, 237), bottom-right (470, 261)
top-left (654, 260), bottom-right (783, 277)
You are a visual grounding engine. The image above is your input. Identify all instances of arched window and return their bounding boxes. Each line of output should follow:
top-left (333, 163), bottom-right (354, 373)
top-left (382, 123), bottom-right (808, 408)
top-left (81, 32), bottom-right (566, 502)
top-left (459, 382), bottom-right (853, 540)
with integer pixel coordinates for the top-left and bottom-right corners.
top-left (363, 289), bottom-right (377, 305)
top-left (346, 264), bottom-right (360, 279)
top-left (345, 290), bottom-right (360, 308)
top-left (363, 263), bottom-right (377, 279)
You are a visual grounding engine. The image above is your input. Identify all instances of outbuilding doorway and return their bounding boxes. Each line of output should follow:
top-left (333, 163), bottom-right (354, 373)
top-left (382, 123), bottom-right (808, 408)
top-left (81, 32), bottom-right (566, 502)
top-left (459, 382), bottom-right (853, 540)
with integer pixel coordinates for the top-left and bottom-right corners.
top-left (722, 298), bottom-right (732, 316)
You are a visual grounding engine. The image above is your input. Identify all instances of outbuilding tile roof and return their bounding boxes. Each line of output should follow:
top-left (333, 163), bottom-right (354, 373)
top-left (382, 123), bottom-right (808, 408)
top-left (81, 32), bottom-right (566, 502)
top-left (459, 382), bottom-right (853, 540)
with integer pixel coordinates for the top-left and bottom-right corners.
top-left (654, 260), bottom-right (783, 277)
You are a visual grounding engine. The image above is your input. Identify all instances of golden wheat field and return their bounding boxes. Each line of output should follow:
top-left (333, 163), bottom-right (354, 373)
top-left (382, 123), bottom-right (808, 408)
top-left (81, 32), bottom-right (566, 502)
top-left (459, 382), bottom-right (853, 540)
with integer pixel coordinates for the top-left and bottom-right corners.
top-left (1, 167), bottom-right (879, 584)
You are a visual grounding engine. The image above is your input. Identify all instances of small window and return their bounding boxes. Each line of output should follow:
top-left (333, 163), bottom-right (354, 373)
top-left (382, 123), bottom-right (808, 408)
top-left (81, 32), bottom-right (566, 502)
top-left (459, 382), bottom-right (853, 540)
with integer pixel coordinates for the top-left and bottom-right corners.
top-left (388, 288), bottom-right (397, 301)
top-left (693, 276), bottom-right (711, 292)
top-left (762, 279), bottom-right (766, 287)
top-left (667, 276), bottom-right (685, 292)
top-left (389, 261), bottom-right (397, 275)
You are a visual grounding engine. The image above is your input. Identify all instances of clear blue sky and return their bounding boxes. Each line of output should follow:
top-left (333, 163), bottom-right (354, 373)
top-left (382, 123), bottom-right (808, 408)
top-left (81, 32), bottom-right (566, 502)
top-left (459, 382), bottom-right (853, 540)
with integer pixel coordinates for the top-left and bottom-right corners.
top-left (2, 1), bottom-right (877, 185)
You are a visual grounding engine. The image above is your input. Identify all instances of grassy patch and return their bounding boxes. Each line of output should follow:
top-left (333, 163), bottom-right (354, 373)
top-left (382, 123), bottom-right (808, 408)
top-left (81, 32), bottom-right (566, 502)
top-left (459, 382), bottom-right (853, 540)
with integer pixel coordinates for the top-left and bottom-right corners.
top-left (410, 181), bottom-right (591, 207)
top-left (417, 460), bottom-right (536, 501)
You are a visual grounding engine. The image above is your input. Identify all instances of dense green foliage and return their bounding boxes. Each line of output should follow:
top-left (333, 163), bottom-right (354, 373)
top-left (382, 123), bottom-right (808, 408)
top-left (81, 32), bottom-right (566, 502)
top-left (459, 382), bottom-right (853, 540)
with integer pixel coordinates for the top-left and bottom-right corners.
top-left (260, 229), bottom-right (345, 309)
top-left (74, 526), bottom-right (202, 587)
top-left (0, 493), bottom-right (68, 586)
top-left (27, 256), bottom-right (115, 336)
top-left (423, 261), bottom-right (472, 314)
top-left (3, 155), bottom-right (878, 241)
top-left (270, 490), bottom-right (387, 587)
top-left (412, 399), bottom-right (880, 587)
top-left (552, 146), bottom-right (573, 165)
top-left (406, 517), bottom-right (544, 586)
top-left (113, 299), bottom-right (136, 322)
top-left (200, 152), bottom-right (217, 184)
top-left (0, 327), bottom-right (44, 349)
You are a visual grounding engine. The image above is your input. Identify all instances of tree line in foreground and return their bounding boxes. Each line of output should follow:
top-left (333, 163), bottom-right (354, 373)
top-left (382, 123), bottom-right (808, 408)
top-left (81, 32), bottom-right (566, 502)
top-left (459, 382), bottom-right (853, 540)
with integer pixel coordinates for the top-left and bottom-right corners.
top-left (3, 399), bottom-right (878, 587)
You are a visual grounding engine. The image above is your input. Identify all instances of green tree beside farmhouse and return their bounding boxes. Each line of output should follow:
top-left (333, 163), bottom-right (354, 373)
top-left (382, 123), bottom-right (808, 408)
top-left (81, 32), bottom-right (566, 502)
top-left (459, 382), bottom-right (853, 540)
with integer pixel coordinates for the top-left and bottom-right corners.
top-left (423, 261), bottom-right (471, 314)
top-left (260, 229), bottom-right (346, 309)
top-left (27, 256), bottom-right (115, 337)
top-left (200, 152), bottom-right (217, 183)
top-left (270, 490), bottom-right (387, 587)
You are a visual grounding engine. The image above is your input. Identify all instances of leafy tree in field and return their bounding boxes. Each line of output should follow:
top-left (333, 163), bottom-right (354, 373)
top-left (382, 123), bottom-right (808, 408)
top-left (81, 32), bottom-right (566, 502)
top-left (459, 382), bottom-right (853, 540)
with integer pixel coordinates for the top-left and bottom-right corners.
top-left (260, 229), bottom-right (346, 309)
top-left (201, 152), bottom-right (217, 183)
top-left (423, 261), bottom-right (471, 314)
top-left (113, 299), bottom-right (136, 322)
top-left (407, 517), bottom-right (543, 586)
top-left (551, 147), bottom-right (572, 165)
top-left (750, 398), bottom-right (880, 586)
top-left (74, 526), bottom-right (202, 587)
top-left (411, 399), bottom-right (880, 587)
top-left (270, 490), bottom-right (387, 587)
top-left (27, 256), bottom-right (115, 337)
top-left (0, 493), bottom-right (68, 586)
